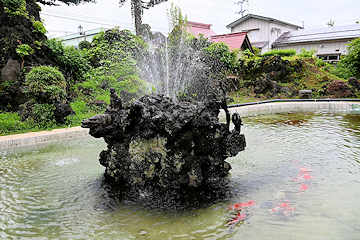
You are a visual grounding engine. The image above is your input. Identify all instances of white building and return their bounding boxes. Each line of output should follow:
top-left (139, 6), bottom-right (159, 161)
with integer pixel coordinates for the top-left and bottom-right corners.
top-left (58, 27), bottom-right (107, 48)
top-left (226, 14), bottom-right (302, 54)
top-left (272, 24), bottom-right (360, 62)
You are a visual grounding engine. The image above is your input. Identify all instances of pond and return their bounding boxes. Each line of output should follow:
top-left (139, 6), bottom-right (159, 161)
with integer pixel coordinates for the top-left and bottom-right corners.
top-left (1, 110), bottom-right (360, 239)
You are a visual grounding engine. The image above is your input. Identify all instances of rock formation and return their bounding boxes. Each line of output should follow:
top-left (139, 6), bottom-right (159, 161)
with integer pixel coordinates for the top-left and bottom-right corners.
top-left (82, 89), bottom-right (246, 189)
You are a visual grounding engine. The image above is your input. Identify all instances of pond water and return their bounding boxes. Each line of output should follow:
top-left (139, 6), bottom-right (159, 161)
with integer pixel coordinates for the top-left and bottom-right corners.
top-left (1, 110), bottom-right (360, 239)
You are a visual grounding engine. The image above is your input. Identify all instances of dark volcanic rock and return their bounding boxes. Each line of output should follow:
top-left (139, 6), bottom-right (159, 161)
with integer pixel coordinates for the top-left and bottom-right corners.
top-left (82, 91), bottom-right (246, 189)
top-left (53, 101), bottom-right (75, 124)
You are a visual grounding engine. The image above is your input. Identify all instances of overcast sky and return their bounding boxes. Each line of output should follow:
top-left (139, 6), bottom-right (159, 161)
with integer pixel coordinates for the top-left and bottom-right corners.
top-left (40, 0), bottom-right (360, 38)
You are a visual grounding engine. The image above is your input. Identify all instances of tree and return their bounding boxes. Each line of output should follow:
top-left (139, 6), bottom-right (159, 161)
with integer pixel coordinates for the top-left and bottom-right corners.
top-left (36, 0), bottom-right (94, 6)
top-left (119, 0), bottom-right (168, 36)
top-left (0, 0), bottom-right (95, 110)
top-left (336, 37), bottom-right (360, 79)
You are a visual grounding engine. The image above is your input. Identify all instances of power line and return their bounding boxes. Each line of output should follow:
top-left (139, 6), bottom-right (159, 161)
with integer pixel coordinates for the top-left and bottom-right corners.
top-left (235, 0), bottom-right (248, 17)
top-left (41, 12), bottom-right (169, 35)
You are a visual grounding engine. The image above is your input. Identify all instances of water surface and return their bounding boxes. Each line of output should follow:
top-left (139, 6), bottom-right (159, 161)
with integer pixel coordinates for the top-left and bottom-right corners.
top-left (1, 110), bottom-right (360, 239)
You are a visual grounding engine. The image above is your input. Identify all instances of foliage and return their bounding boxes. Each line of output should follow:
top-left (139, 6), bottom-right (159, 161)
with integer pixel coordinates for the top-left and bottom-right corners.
top-left (167, 3), bottom-right (188, 44)
top-left (252, 47), bottom-right (261, 56)
top-left (16, 44), bottom-right (34, 58)
top-left (335, 37), bottom-right (360, 79)
top-left (36, 0), bottom-right (95, 6)
top-left (79, 40), bottom-right (91, 50)
top-left (0, 109), bottom-right (59, 136)
top-left (138, 23), bottom-right (154, 40)
top-left (45, 38), bottom-right (92, 83)
top-left (298, 48), bottom-right (316, 58)
top-left (88, 28), bottom-right (144, 78)
top-left (189, 34), bottom-right (212, 51)
top-left (2, 0), bottom-right (29, 18)
top-left (203, 42), bottom-right (238, 72)
top-left (262, 49), bottom-right (297, 57)
top-left (0, 112), bottom-right (29, 135)
top-left (242, 49), bottom-right (255, 59)
top-left (31, 18), bottom-right (48, 34)
top-left (23, 66), bottom-right (67, 102)
top-left (31, 103), bottom-right (56, 128)
top-left (118, 0), bottom-right (168, 35)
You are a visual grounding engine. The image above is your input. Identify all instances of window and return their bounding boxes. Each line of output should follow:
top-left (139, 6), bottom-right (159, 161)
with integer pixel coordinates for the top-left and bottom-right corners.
top-left (317, 55), bottom-right (340, 62)
top-left (271, 28), bottom-right (281, 37)
top-left (248, 30), bottom-right (259, 42)
top-left (328, 55), bottom-right (339, 61)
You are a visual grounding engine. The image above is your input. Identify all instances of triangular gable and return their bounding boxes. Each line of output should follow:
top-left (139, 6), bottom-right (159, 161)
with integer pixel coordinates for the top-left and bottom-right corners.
top-left (226, 14), bottom-right (302, 30)
top-left (210, 32), bottom-right (253, 52)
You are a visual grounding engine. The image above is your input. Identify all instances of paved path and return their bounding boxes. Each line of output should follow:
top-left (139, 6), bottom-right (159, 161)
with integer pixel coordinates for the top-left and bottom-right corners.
top-left (1, 101), bottom-right (359, 149)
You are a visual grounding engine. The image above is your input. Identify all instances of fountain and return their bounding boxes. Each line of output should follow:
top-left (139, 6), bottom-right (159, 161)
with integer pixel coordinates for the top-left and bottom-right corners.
top-left (82, 88), bottom-right (246, 188)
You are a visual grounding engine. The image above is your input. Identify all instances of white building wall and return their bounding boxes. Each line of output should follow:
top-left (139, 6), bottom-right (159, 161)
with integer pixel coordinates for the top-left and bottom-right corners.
top-left (276, 40), bottom-right (351, 56)
top-left (231, 18), bottom-right (299, 54)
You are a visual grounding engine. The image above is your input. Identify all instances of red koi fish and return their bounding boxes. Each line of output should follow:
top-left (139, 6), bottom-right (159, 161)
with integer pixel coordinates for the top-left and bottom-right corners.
top-left (228, 213), bottom-right (247, 227)
top-left (228, 200), bottom-right (256, 210)
top-left (299, 184), bottom-right (309, 192)
top-left (292, 167), bottom-right (313, 181)
top-left (270, 200), bottom-right (296, 216)
top-left (299, 167), bottom-right (312, 173)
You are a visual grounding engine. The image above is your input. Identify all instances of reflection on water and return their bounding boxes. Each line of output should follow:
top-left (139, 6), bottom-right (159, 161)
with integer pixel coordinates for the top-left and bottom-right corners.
top-left (1, 110), bottom-right (360, 239)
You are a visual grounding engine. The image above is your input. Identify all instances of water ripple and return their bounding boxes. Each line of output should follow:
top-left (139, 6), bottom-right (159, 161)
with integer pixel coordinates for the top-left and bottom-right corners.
top-left (0, 113), bottom-right (359, 238)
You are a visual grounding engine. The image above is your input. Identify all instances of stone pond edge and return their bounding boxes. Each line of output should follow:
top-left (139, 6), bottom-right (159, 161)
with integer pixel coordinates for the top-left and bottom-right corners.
top-left (1, 101), bottom-right (359, 149)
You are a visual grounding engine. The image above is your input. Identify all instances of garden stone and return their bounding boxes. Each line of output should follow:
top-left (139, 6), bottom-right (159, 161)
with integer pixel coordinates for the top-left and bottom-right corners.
top-left (348, 77), bottom-right (360, 90)
top-left (299, 90), bottom-right (312, 99)
top-left (1, 58), bottom-right (21, 83)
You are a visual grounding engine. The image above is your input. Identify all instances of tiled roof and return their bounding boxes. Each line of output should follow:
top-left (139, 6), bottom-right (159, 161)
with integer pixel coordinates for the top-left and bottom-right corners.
top-left (187, 21), bottom-right (217, 38)
top-left (251, 41), bottom-right (268, 48)
top-left (273, 24), bottom-right (360, 45)
top-left (210, 32), bottom-right (251, 50)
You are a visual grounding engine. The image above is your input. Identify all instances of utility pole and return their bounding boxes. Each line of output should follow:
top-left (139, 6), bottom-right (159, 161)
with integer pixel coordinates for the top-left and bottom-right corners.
top-left (235, 0), bottom-right (249, 17)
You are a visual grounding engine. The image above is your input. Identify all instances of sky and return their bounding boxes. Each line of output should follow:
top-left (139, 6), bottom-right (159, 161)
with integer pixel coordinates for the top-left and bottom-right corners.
top-left (40, 0), bottom-right (360, 38)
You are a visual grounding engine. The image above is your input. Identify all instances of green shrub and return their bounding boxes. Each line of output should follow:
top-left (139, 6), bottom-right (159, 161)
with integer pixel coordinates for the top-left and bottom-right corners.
top-left (23, 66), bottom-right (67, 102)
top-left (335, 37), bottom-right (360, 79)
top-left (203, 42), bottom-right (238, 72)
top-left (31, 103), bottom-right (56, 128)
top-left (79, 40), bottom-right (91, 50)
top-left (45, 39), bottom-right (92, 83)
top-left (298, 48), bottom-right (316, 58)
top-left (252, 47), bottom-right (261, 56)
top-left (262, 49), bottom-right (297, 57)
top-left (114, 75), bottom-right (148, 94)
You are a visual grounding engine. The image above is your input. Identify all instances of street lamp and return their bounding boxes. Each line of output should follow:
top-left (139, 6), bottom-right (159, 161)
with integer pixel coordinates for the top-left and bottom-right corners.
top-left (78, 25), bottom-right (86, 42)
top-left (78, 25), bottom-right (83, 35)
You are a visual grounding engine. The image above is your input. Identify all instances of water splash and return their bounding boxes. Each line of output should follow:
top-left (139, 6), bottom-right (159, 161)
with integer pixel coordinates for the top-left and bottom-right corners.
top-left (138, 37), bottom-right (214, 101)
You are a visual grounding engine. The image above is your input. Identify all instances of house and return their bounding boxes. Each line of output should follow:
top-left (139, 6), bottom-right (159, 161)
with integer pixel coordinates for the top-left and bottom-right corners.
top-left (272, 24), bottom-right (360, 62)
top-left (210, 32), bottom-right (253, 53)
top-left (58, 27), bottom-right (107, 48)
top-left (185, 21), bottom-right (253, 53)
top-left (187, 21), bottom-right (217, 38)
top-left (226, 14), bottom-right (302, 54)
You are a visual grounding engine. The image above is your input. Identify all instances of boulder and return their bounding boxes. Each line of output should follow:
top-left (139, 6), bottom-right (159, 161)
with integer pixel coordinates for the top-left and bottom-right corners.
top-left (82, 91), bottom-right (246, 189)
